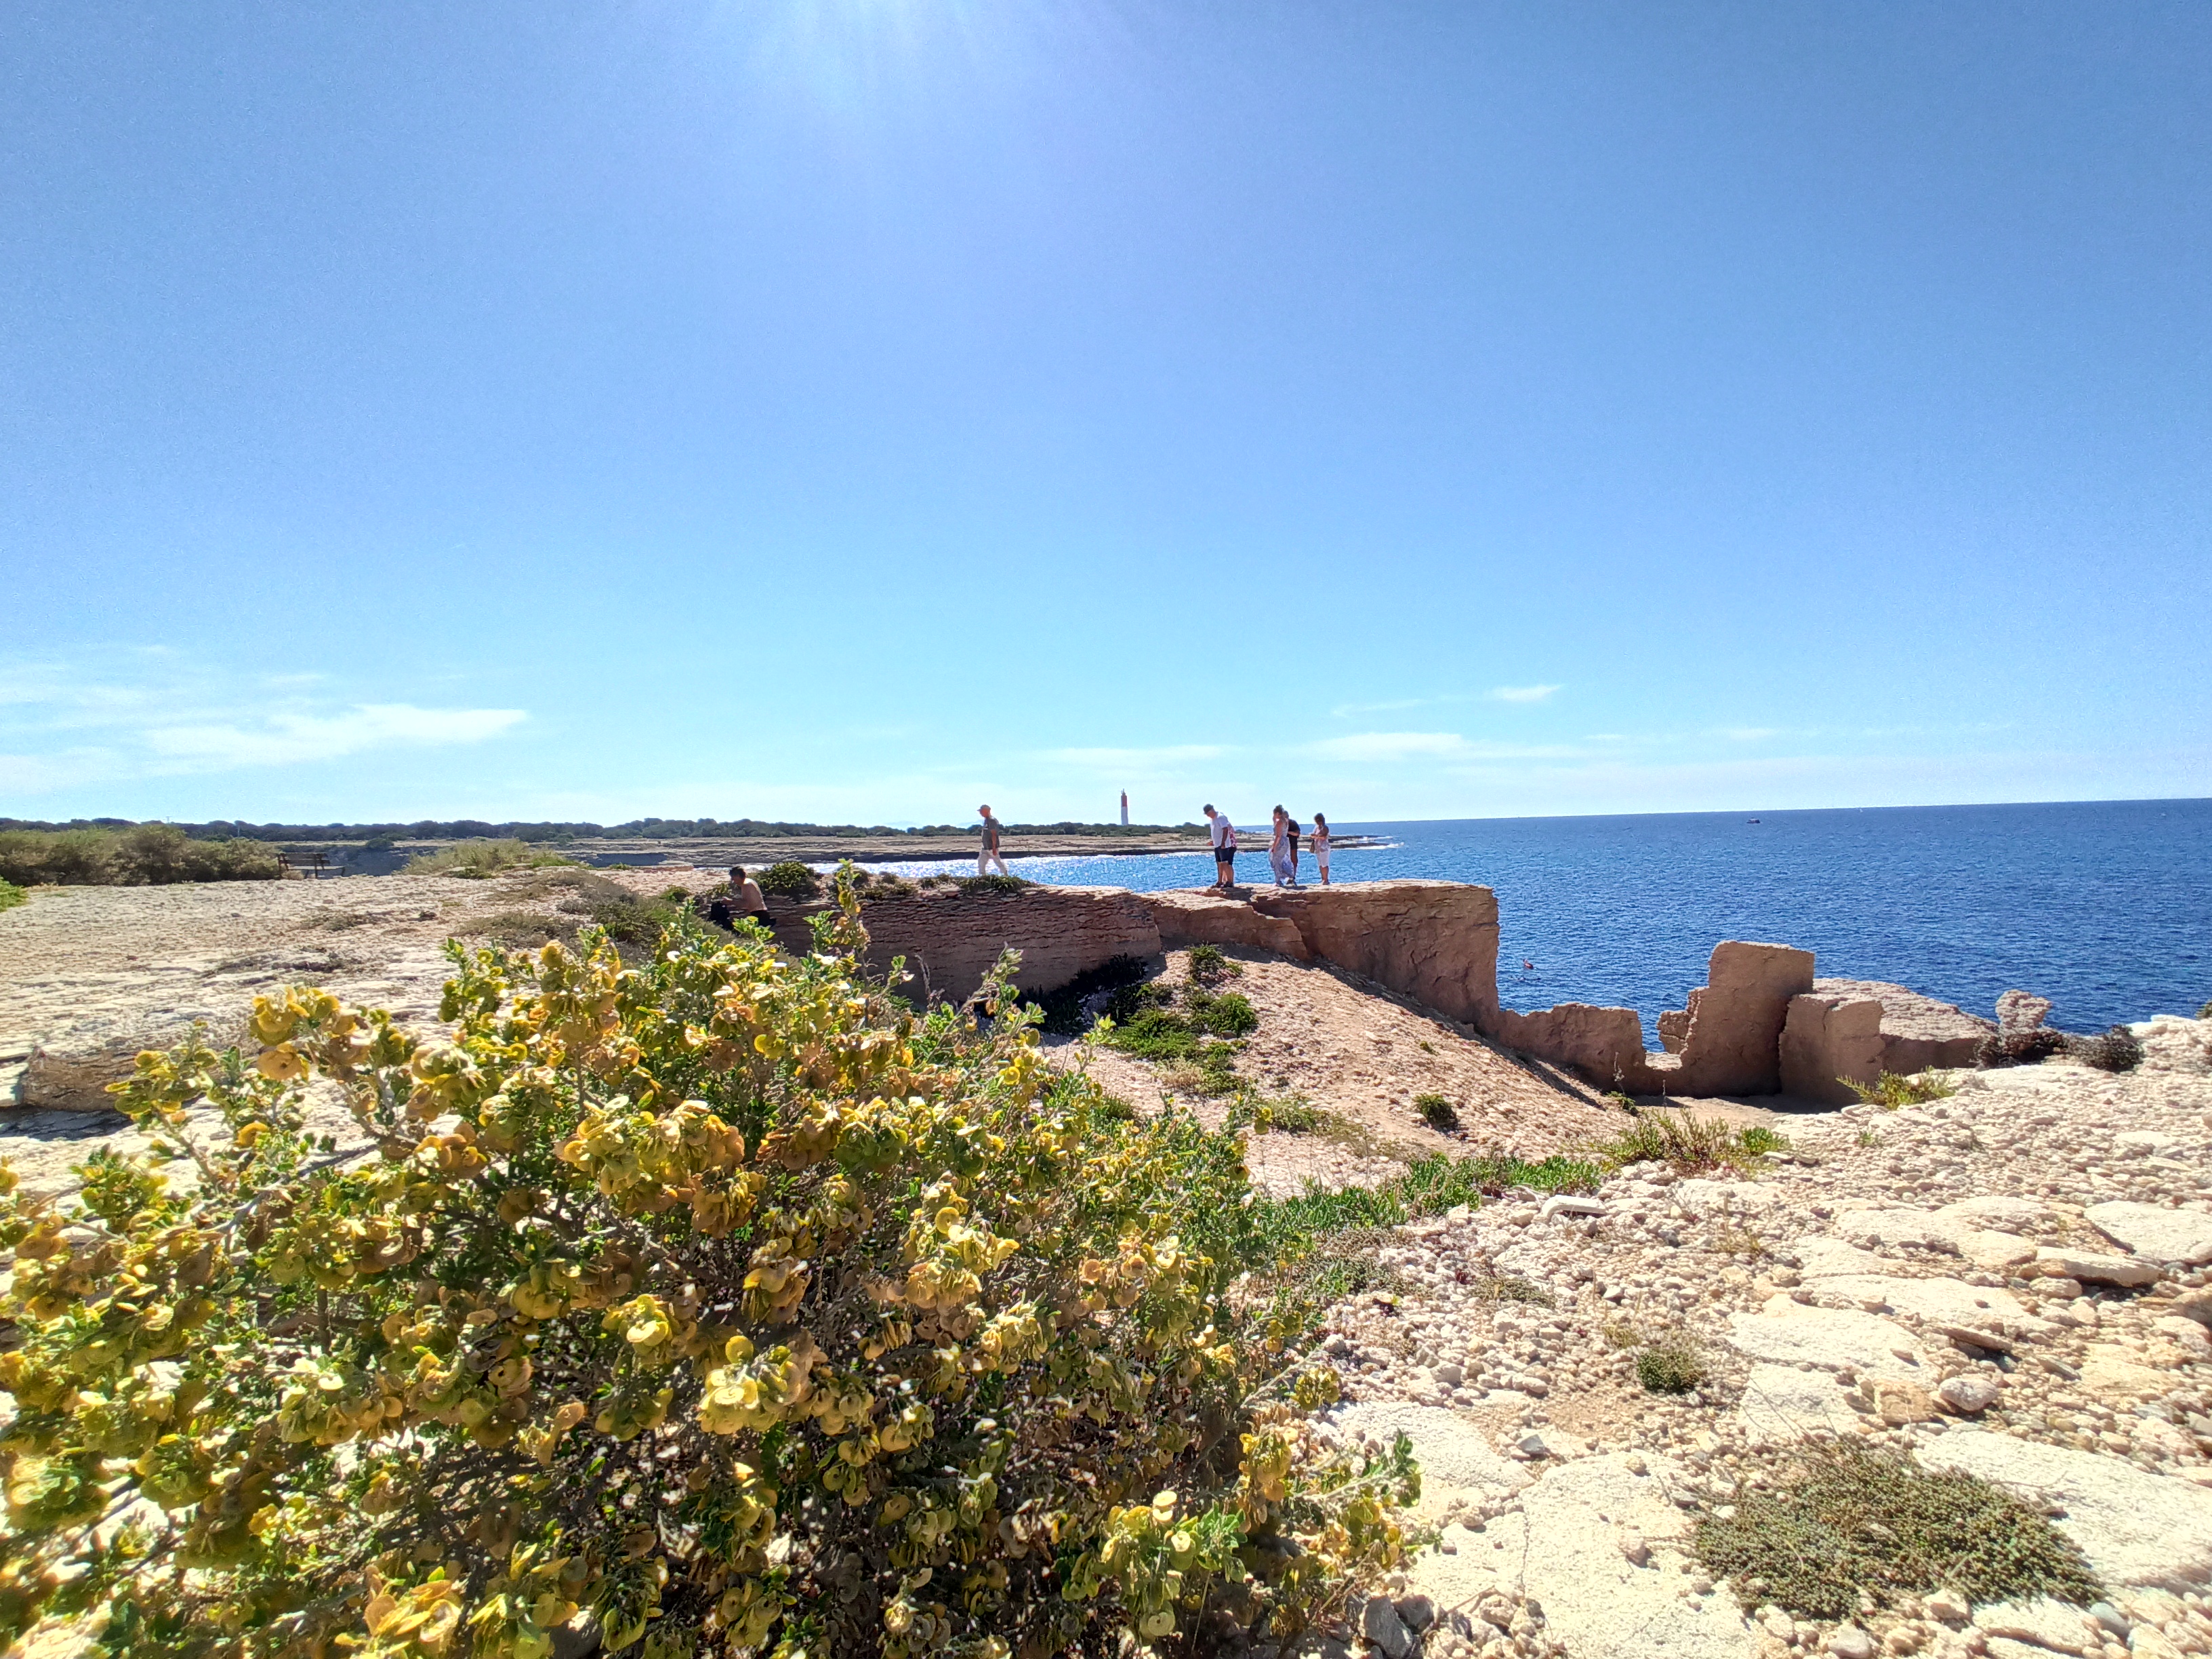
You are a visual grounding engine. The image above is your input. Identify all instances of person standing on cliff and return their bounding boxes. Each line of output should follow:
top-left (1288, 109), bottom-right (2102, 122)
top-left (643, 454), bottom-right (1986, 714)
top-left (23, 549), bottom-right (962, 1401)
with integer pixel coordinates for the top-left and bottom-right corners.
top-left (1204, 804), bottom-right (1236, 889)
top-left (1285, 812), bottom-right (1302, 885)
top-left (1311, 813), bottom-right (1332, 886)
top-left (1267, 806), bottom-right (1292, 887)
top-left (977, 805), bottom-right (1010, 877)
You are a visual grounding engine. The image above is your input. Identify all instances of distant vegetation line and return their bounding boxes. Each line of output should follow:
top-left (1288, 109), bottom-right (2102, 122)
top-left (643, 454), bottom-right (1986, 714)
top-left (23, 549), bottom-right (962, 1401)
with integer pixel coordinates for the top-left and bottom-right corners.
top-left (0, 815), bottom-right (1202, 843)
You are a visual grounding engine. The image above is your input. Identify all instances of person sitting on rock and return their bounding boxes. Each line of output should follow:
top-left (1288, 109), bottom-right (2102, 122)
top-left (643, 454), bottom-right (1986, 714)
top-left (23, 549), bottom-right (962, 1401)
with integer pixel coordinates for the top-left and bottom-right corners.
top-left (705, 865), bottom-right (770, 933)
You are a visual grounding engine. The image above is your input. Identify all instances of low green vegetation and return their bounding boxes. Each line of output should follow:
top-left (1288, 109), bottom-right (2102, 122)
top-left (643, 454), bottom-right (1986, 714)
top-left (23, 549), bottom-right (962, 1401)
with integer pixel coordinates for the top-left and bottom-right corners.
top-left (843, 868), bottom-right (918, 901)
top-left (0, 878), bottom-right (24, 912)
top-left (1091, 962), bottom-right (1261, 1097)
top-left (1186, 943), bottom-right (1241, 987)
top-left (1254, 1094), bottom-right (1328, 1134)
top-left (754, 858), bottom-right (821, 899)
top-left (1845, 1070), bottom-right (1959, 1109)
top-left (1586, 1110), bottom-right (1790, 1174)
top-left (471, 873), bottom-right (699, 953)
top-left (1230, 1149), bottom-right (1590, 1311)
top-left (957, 873), bottom-right (1031, 896)
top-left (0, 822), bottom-right (280, 886)
top-left (1413, 1092), bottom-right (1461, 1132)
top-left (1696, 1443), bottom-right (2100, 1620)
top-left (402, 838), bottom-right (581, 878)
top-left (1634, 1336), bottom-right (1708, 1394)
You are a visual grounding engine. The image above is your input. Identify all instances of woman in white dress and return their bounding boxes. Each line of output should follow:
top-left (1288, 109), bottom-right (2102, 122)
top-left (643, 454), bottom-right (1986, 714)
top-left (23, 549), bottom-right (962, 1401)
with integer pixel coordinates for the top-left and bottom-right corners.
top-left (1268, 806), bottom-right (1292, 887)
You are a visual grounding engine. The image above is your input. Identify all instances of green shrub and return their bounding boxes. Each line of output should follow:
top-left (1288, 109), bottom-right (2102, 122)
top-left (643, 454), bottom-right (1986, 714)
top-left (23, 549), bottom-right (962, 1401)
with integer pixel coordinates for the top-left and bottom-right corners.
top-left (1412, 1093), bottom-right (1460, 1132)
top-left (1254, 1096), bottom-right (1326, 1134)
top-left (1635, 1337), bottom-right (1706, 1394)
top-left (1184, 989), bottom-right (1258, 1038)
top-left (1103, 980), bottom-right (1172, 1024)
top-left (0, 903), bottom-right (1418, 1659)
top-left (403, 839), bottom-right (581, 879)
top-left (956, 874), bottom-right (1029, 897)
top-left (1696, 1443), bottom-right (2100, 1620)
top-left (1844, 1071), bottom-right (1958, 1109)
top-left (755, 859), bottom-right (821, 899)
top-left (0, 878), bottom-right (24, 912)
top-left (1186, 945), bottom-right (1240, 987)
top-left (2200, 999), bottom-right (2212, 1021)
top-left (1587, 1111), bottom-right (1788, 1176)
top-left (0, 823), bottom-right (280, 886)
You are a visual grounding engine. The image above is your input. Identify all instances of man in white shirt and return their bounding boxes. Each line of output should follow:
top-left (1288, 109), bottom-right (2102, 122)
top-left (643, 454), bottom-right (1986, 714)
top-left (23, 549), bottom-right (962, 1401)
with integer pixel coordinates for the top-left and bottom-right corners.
top-left (1204, 804), bottom-right (1236, 890)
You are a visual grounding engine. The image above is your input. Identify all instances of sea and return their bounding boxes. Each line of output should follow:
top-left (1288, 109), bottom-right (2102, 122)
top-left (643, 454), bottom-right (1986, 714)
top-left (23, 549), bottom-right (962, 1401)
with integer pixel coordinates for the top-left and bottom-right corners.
top-left (865, 799), bottom-right (2212, 1042)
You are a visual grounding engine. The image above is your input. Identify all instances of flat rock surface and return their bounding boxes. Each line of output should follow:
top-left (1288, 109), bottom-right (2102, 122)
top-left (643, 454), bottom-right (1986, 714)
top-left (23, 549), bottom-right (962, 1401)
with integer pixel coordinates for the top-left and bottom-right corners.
top-left (2086, 1201), bottom-right (2212, 1267)
top-left (1726, 1297), bottom-right (1931, 1378)
top-left (1412, 1454), bottom-right (1758, 1659)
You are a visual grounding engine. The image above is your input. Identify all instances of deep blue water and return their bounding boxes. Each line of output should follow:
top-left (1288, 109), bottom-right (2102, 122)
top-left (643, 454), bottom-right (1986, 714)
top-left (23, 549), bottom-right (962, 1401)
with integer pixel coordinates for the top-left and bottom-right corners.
top-left (867, 800), bottom-right (2212, 1042)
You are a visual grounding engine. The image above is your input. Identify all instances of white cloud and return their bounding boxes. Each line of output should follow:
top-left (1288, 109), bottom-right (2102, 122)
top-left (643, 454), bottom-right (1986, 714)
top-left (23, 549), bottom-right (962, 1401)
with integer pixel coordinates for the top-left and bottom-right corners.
top-left (1306, 731), bottom-right (1582, 764)
top-left (145, 705), bottom-right (527, 769)
top-left (0, 648), bottom-right (529, 795)
top-left (1486, 684), bottom-right (1562, 704)
top-left (1720, 726), bottom-right (1780, 743)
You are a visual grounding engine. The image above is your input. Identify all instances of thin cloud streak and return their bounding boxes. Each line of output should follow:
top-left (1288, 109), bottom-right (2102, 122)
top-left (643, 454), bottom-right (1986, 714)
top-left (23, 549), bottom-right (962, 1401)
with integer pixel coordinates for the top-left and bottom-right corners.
top-left (1487, 684), bottom-right (1562, 704)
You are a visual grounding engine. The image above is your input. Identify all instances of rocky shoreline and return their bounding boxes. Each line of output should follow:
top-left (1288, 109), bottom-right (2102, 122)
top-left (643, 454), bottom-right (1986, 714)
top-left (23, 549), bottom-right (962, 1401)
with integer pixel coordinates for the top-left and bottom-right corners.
top-left (3, 875), bottom-right (2211, 1659)
top-left (1296, 1020), bottom-right (2212, 1659)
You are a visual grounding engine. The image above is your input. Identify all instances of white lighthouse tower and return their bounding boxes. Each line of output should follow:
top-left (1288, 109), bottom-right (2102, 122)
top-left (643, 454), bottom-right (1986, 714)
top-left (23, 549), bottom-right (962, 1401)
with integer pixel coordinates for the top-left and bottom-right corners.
top-left (1120, 790), bottom-right (1129, 827)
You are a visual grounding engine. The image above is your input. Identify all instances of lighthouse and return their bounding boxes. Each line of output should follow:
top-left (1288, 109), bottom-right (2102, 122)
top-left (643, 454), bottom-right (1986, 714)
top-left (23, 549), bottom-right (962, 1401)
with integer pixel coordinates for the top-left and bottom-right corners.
top-left (1120, 790), bottom-right (1129, 827)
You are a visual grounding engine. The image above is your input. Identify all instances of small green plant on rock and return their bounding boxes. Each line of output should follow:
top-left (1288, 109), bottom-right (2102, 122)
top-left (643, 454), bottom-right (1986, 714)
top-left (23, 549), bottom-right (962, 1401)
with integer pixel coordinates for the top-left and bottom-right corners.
top-left (1845, 1071), bottom-right (1959, 1109)
top-left (1588, 1112), bottom-right (1788, 1176)
top-left (957, 873), bottom-right (1029, 896)
top-left (1413, 1093), bottom-right (1460, 1132)
top-left (1696, 1443), bottom-right (2100, 1620)
top-left (1254, 1095), bottom-right (1328, 1134)
top-left (1635, 1336), bottom-right (1707, 1395)
top-left (1186, 944), bottom-right (1241, 987)
top-left (0, 878), bottom-right (24, 912)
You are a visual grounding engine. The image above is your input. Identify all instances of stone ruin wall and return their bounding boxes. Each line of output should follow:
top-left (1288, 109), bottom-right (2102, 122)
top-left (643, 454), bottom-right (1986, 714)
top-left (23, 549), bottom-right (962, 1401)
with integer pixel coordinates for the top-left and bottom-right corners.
top-left (776, 879), bottom-right (1991, 1103)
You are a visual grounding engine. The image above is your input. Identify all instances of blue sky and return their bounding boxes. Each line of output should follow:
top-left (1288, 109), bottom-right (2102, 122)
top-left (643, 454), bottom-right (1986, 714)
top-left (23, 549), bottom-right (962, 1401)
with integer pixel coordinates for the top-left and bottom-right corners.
top-left (4, 2), bottom-right (2207, 827)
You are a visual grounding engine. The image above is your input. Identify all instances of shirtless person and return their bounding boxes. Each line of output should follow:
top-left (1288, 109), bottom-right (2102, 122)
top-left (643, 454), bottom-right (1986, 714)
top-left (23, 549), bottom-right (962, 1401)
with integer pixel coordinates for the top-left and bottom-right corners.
top-left (708, 865), bottom-right (771, 933)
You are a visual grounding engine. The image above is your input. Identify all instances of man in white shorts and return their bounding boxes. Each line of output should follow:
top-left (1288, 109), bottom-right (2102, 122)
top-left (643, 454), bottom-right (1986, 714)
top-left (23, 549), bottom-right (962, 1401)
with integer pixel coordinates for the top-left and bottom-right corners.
top-left (1204, 804), bottom-right (1236, 889)
top-left (977, 805), bottom-right (1010, 876)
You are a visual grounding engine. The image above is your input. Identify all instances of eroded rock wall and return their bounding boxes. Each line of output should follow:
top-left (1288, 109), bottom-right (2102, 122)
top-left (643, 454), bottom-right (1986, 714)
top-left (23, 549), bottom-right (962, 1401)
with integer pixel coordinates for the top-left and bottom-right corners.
top-left (1251, 881), bottom-right (1502, 1027)
top-left (1813, 977), bottom-right (1992, 1075)
top-left (1145, 890), bottom-right (1313, 960)
top-left (1779, 991), bottom-right (1887, 1105)
top-left (767, 886), bottom-right (1163, 1004)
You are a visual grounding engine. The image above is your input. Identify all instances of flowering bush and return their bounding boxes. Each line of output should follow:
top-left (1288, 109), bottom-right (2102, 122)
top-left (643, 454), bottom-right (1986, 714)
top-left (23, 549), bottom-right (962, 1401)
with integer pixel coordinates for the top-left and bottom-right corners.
top-left (0, 895), bottom-right (1413, 1659)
